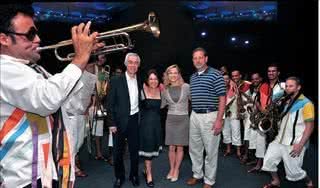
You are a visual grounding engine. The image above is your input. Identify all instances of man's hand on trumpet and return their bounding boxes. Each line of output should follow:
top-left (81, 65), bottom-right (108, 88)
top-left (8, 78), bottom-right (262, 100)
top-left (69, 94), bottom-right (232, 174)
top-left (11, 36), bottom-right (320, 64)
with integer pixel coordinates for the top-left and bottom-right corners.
top-left (71, 21), bottom-right (105, 71)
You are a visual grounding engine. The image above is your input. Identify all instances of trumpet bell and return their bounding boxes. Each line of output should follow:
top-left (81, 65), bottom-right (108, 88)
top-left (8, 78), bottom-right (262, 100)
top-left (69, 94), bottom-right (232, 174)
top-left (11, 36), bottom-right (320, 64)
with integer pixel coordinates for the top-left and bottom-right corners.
top-left (146, 12), bottom-right (160, 38)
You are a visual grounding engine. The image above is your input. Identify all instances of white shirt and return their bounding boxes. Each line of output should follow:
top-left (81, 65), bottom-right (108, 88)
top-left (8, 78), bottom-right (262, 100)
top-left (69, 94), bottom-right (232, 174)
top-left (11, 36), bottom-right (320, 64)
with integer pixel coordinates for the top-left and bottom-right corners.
top-left (0, 54), bottom-right (96, 187)
top-left (125, 71), bottom-right (139, 115)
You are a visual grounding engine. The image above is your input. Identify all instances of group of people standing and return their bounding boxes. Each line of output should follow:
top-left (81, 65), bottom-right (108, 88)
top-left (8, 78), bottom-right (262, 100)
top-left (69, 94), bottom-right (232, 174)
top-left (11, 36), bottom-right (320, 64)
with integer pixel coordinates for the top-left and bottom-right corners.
top-left (220, 64), bottom-right (315, 188)
top-left (106, 47), bottom-right (226, 188)
top-left (0, 4), bottom-right (316, 188)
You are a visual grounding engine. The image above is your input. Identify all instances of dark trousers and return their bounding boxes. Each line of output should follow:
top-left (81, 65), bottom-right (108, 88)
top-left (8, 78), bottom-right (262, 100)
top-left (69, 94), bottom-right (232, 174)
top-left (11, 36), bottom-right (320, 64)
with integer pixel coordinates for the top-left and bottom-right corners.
top-left (113, 113), bottom-right (139, 179)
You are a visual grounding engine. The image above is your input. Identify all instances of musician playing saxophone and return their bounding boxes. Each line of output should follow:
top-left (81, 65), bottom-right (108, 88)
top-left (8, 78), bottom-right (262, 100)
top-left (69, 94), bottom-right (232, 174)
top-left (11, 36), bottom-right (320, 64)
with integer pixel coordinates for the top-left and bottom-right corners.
top-left (258, 64), bottom-right (285, 144)
top-left (247, 72), bottom-right (265, 172)
top-left (261, 76), bottom-right (315, 188)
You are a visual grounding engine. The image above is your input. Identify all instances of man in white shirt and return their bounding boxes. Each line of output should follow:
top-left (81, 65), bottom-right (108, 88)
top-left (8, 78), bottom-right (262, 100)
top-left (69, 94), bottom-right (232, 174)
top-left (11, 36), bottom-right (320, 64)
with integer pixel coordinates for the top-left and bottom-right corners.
top-left (0, 4), bottom-right (103, 187)
top-left (107, 53), bottom-right (142, 188)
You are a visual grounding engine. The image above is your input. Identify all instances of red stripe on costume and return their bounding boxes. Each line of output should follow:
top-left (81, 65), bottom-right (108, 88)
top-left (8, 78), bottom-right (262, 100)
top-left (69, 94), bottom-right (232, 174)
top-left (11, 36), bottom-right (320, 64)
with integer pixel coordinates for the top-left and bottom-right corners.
top-left (0, 108), bottom-right (25, 143)
top-left (42, 143), bottom-right (50, 168)
top-left (259, 83), bottom-right (271, 109)
top-left (239, 82), bottom-right (251, 92)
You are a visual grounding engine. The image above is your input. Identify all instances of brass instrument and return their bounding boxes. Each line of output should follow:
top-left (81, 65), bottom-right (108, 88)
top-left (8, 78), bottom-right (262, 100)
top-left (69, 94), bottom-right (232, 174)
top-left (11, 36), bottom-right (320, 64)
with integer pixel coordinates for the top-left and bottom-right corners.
top-left (236, 82), bottom-right (253, 120)
top-left (237, 90), bottom-right (254, 120)
top-left (37, 12), bottom-right (160, 61)
top-left (251, 93), bottom-right (292, 135)
top-left (95, 64), bottom-right (110, 119)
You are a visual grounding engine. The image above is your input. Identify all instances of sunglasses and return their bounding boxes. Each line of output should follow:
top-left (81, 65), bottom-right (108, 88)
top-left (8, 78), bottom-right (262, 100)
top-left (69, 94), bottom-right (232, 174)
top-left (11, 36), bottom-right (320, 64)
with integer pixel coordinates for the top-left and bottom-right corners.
top-left (5, 27), bottom-right (38, 41)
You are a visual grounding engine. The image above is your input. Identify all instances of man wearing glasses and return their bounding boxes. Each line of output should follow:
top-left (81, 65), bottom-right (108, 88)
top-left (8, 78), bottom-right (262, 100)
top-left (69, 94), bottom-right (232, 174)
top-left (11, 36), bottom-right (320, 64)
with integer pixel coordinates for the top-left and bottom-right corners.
top-left (0, 4), bottom-right (103, 187)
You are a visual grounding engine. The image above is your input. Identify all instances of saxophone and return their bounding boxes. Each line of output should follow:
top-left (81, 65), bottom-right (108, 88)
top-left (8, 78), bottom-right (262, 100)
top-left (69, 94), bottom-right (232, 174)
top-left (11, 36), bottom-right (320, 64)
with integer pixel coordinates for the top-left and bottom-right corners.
top-left (251, 93), bottom-right (292, 135)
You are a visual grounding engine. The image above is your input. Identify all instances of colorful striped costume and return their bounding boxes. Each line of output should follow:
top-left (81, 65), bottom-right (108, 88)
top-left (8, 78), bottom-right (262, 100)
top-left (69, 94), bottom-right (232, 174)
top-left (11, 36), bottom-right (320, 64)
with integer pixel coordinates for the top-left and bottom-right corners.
top-left (0, 55), bottom-right (95, 188)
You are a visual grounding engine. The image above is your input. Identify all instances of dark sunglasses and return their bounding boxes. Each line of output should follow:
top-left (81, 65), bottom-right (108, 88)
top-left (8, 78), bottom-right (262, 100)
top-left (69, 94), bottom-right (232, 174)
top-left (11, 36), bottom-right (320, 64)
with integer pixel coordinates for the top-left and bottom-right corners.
top-left (5, 27), bottom-right (38, 41)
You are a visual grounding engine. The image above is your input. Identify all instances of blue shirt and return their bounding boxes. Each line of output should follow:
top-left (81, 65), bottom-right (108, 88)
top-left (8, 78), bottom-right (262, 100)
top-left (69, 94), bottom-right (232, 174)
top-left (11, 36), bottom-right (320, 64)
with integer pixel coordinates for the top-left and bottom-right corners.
top-left (190, 66), bottom-right (226, 111)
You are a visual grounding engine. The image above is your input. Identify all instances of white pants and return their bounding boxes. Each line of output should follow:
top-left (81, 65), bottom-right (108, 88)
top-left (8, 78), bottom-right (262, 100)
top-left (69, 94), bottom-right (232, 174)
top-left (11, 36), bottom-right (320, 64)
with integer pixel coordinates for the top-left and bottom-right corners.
top-left (69, 115), bottom-right (86, 155)
top-left (249, 128), bottom-right (257, 149)
top-left (243, 115), bottom-right (251, 141)
top-left (249, 128), bottom-right (266, 158)
top-left (189, 111), bottom-right (220, 186)
top-left (222, 118), bottom-right (241, 146)
top-left (261, 142), bottom-right (307, 181)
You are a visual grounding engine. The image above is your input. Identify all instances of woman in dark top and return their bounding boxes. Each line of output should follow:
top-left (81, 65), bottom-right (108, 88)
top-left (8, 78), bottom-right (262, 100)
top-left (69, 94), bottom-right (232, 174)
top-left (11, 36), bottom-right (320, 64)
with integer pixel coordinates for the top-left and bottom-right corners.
top-left (139, 69), bottom-right (162, 187)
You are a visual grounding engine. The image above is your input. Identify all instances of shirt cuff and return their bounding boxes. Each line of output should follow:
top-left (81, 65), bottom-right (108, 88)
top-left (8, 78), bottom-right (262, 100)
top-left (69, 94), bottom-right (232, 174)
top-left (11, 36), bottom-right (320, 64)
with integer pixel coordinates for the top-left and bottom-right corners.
top-left (63, 63), bottom-right (82, 79)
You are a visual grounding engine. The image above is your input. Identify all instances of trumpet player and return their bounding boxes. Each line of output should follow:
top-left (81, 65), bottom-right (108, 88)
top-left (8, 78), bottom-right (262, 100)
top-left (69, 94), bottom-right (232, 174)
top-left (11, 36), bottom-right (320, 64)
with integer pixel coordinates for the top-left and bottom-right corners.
top-left (0, 4), bottom-right (104, 187)
top-left (261, 76), bottom-right (315, 188)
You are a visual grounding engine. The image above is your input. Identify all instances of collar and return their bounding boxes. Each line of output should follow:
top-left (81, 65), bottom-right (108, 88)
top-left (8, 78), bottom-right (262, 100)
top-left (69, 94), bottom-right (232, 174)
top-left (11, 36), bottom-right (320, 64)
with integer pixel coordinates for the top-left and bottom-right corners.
top-left (125, 71), bottom-right (136, 80)
top-left (196, 66), bottom-right (210, 75)
top-left (297, 94), bottom-right (305, 100)
top-left (0, 54), bottom-right (30, 64)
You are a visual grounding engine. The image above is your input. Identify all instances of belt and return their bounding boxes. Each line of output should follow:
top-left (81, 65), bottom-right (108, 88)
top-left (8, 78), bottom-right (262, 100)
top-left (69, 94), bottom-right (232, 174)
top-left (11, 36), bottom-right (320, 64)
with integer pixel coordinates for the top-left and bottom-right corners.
top-left (193, 109), bottom-right (217, 114)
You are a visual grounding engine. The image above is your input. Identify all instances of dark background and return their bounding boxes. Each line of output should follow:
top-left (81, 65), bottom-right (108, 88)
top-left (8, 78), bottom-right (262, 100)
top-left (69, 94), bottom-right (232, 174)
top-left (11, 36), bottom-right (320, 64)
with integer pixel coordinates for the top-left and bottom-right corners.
top-left (36, 0), bottom-right (318, 143)
top-left (31, 1), bottom-right (318, 185)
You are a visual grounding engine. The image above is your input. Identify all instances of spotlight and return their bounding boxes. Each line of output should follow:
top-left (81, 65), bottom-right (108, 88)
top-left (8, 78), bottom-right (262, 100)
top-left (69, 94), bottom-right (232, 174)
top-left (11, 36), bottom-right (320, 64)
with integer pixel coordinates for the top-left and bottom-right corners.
top-left (201, 32), bottom-right (207, 37)
top-left (231, 37), bottom-right (236, 41)
top-left (244, 40), bottom-right (250, 44)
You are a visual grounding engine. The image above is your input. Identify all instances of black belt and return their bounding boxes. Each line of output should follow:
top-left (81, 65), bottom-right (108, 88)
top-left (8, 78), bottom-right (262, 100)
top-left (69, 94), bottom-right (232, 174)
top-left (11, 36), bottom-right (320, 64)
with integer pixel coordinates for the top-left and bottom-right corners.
top-left (193, 109), bottom-right (217, 114)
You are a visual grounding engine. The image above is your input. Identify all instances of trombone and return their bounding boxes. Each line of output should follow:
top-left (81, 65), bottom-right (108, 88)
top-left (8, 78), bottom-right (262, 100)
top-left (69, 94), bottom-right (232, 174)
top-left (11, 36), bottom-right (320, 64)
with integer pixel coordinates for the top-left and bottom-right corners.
top-left (37, 12), bottom-right (160, 62)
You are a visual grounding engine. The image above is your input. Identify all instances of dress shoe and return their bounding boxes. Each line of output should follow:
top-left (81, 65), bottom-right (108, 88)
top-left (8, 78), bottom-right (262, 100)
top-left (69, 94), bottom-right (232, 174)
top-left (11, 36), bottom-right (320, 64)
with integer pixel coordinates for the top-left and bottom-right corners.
top-left (203, 183), bottom-right (212, 188)
top-left (170, 176), bottom-right (178, 182)
top-left (186, 177), bottom-right (201, 185)
top-left (75, 170), bottom-right (88, 177)
top-left (129, 176), bottom-right (140, 187)
top-left (171, 170), bottom-right (179, 182)
top-left (143, 171), bottom-right (154, 187)
top-left (166, 174), bottom-right (172, 180)
top-left (113, 178), bottom-right (124, 188)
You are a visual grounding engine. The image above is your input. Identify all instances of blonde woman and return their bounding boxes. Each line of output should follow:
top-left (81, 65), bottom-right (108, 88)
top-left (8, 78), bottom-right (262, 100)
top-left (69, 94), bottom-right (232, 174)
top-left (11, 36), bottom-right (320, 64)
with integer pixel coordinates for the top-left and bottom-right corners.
top-left (161, 64), bottom-right (190, 182)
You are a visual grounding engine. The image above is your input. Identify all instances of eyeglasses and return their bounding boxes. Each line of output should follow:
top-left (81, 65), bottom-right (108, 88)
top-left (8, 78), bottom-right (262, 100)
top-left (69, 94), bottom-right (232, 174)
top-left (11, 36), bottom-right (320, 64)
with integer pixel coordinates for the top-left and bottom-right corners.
top-left (5, 27), bottom-right (38, 41)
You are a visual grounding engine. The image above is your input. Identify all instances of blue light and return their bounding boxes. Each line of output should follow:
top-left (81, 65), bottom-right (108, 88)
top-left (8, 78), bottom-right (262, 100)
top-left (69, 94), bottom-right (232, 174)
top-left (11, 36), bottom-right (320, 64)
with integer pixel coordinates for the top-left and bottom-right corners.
top-left (231, 37), bottom-right (236, 41)
top-left (244, 40), bottom-right (249, 44)
top-left (201, 32), bottom-right (207, 37)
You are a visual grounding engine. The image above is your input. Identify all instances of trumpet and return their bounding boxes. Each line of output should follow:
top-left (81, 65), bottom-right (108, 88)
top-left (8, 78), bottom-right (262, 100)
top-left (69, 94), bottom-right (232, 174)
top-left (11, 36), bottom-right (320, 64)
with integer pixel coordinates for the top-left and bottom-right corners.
top-left (37, 12), bottom-right (160, 61)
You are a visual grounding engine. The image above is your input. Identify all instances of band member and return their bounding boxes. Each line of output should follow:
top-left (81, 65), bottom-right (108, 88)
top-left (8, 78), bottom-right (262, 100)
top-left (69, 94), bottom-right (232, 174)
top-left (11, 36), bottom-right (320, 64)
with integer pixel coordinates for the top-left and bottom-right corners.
top-left (219, 65), bottom-right (229, 75)
top-left (259, 64), bottom-right (285, 143)
top-left (247, 72), bottom-right (265, 172)
top-left (222, 73), bottom-right (242, 159)
top-left (106, 53), bottom-right (142, 188)
top-left (187, 47), bottom-right (226, 188)
top-left (92, 54), bottom-right (112, 165)
top-left (261, 77), bottom-right (315, 188)
top-left (230, 70), bottom-right (251, 163)
top-left (68, 64), bottom-right (96, 178)
top-left (0, 4), bottom-right (103, 187)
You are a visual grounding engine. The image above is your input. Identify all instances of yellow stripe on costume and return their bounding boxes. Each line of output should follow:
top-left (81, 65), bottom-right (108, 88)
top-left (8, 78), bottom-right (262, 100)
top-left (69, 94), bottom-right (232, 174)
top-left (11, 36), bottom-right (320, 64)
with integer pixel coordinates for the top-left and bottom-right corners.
top-left (302, 102), bottom-right (315, 122)
top-left (59, 132), bottom-right (71, 188)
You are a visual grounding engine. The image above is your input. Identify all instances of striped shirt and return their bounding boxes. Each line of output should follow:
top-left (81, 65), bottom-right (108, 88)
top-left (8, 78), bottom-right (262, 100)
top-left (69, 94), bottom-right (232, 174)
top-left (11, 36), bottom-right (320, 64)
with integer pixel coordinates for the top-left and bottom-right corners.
top-left (190, 66), bottom-right (226, 111)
